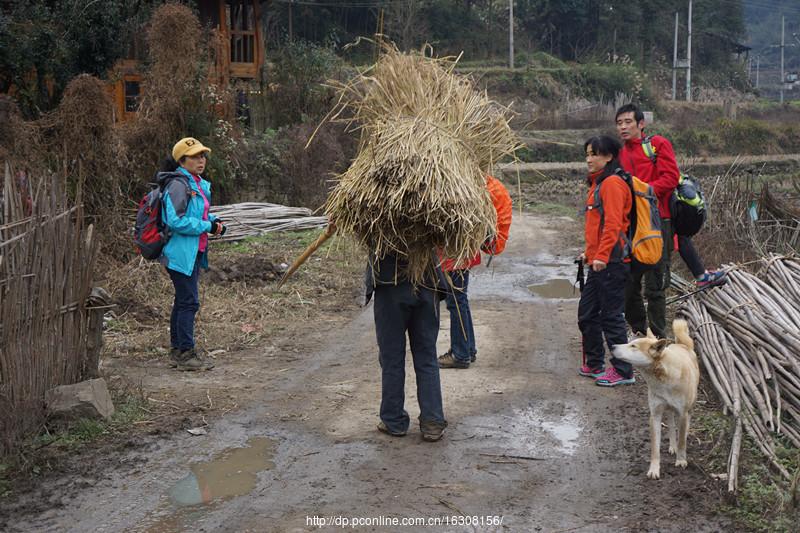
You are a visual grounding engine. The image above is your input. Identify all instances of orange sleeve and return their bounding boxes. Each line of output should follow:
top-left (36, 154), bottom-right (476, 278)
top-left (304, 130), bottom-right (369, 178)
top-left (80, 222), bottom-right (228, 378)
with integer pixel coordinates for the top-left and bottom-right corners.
top-left (595, 176), bottom-right (630, 264)
top-left (486, 176), bottom-right (513, 254)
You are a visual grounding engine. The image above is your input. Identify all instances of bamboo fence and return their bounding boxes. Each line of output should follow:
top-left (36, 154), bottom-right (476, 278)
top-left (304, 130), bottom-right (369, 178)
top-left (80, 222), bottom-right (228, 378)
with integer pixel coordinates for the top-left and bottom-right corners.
top-left (677, 256), bottom-right (800, 492)
top-left (0, 164), bottom-right (98, 454)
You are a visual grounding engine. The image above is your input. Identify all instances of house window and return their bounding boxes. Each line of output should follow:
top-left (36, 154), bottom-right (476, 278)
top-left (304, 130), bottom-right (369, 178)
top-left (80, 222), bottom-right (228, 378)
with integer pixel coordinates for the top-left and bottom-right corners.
top-left (227, 0), bottom-right (256, 64)
top-left (124, 79), bottom-right (140, 112)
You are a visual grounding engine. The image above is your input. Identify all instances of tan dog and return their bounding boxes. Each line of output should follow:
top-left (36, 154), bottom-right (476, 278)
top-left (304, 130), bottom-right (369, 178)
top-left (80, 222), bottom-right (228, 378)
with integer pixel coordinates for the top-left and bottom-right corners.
top-left (612, 319), bottom-right (700, 479)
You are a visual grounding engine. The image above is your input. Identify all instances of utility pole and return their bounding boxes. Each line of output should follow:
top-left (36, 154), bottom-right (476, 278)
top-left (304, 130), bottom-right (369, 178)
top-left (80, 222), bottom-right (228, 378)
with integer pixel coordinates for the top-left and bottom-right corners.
top-left (288, 0), bottom-right (293, 42)
top-left (672, 12), bottom-right (679, 100)
top-left (686, 0), bottom-right (693, 102)
top-left (509, 0), bottom-right (514, 69)
top-left (756, 55), bottom-right (760, 88)
top-left (781, 16), bottom-right (785, 104)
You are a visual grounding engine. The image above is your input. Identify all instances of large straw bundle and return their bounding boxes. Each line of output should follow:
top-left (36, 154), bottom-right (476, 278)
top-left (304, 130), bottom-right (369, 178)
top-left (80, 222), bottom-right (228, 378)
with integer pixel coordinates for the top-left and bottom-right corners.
top-left (322, 47), bottom-right (520, 285)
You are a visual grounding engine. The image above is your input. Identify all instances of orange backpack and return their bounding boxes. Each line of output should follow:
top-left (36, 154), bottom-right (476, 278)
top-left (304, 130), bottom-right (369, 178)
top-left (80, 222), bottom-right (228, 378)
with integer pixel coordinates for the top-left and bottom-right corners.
top-left (486, 176), bottom-right (513, 255)
top-left (593, 170), bottom-right (663, 267)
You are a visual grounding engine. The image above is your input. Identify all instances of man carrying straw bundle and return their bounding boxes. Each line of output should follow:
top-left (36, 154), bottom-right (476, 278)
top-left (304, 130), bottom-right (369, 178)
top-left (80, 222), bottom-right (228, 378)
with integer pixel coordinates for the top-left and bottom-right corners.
top-left (365, 247), bottom-right (448, 441)
top-left (317, 46), bottom-right (520, 441)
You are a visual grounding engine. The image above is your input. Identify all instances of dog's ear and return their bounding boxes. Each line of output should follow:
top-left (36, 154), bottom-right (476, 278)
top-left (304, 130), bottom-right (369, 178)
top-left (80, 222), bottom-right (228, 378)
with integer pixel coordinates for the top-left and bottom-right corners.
top-left (646, 328), bottom-right (656, 339)
top-left (649, 338), bottom-right (670, 357)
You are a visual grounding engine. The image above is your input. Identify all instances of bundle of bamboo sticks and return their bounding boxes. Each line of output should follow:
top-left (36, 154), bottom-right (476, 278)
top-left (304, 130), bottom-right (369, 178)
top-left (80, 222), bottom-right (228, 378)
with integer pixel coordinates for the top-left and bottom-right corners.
top-left (678, 255), bottom-right (800, 491)
top-left (210, 202), bottom-right (328, 242)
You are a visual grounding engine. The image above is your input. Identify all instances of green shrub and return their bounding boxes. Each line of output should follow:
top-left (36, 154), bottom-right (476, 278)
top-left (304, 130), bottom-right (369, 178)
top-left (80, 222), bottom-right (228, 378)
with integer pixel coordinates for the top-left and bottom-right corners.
top-left (717, 118), bottom-right (779, 154)
top-left (669, 128), bottom-right (722, 157)
top-left (531, 52), bottom-right (567, 69)
top-left (563, 63), bottom-right (654, 106)
top-left (263, 40), bottom-right (344, 128)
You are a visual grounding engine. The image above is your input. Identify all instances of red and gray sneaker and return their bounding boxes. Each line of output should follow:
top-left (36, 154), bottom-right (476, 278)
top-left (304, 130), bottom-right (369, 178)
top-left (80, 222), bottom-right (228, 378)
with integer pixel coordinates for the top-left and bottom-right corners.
top-left (595, 367), bottom-right (635, 387)
top-left (578, 364), bottom-right (604, 378)
top-left (696, 270), bottom-right (727, 289)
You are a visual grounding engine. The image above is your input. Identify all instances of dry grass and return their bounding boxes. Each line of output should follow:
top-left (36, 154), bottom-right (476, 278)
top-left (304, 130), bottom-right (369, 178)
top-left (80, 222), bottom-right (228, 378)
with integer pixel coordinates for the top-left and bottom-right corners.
top-left (119, 3), bottom-right (220, 189)
top-left (0, 96), bottom-right (42, 171)
top-left (320, 46), bottom-right (521, 285)
top-left (695, 170), bottom-right (800, 269)
top-left (100, 230), bottom-right (365, 360)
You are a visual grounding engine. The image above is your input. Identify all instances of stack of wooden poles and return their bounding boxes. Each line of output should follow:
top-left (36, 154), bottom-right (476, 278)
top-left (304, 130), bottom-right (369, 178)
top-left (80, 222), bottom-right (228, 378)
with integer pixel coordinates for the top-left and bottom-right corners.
top-left (210, 202), bottom-right (328, 242)
top-left (678, 255), bottom-right (800, 491)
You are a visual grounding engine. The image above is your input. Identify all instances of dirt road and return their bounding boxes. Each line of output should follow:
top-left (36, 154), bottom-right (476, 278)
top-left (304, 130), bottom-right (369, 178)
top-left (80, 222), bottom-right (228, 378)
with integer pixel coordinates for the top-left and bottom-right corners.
top-left (501, 153), bottom-right (800, 172)
top-left (8, 214), bottom-right (729, 532)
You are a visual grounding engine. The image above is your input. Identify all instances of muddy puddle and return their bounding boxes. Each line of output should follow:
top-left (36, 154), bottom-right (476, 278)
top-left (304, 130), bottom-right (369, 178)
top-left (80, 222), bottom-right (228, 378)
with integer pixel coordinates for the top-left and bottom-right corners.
top-left (507, 406), bottom-right (583, 456)
top-left (132, 437), bottom-right (278, 532)
top-left (528, 278), bottom-right (579, 299)
top-left (465, 403), bottom-right (584, 458)
top-left (168, 436), bottom-right (276, 507)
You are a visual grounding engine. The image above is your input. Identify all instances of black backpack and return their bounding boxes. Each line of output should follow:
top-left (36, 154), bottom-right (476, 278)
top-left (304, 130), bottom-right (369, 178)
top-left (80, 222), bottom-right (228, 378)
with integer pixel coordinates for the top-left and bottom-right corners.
top-left (642, 137), bottom-right (707, 236)
top-left (670, 175), bottom-right (707, 237)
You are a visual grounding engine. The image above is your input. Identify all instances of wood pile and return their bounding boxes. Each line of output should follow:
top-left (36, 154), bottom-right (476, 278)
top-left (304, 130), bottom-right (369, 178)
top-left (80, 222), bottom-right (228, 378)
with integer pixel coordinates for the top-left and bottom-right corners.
top-left (210, 203), bottom-right (328, 242)
top-left (678, 255), bottom-right (800, 491)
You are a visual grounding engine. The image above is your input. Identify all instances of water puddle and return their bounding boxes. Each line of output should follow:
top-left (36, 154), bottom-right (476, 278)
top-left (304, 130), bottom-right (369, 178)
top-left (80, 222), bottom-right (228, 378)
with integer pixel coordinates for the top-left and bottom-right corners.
top-left (512, 407), bottom-right (583, 455)
top-left (168, 436), bottom-right (275, 507)
top-left (466, 404), bottom-right (584, 457)
top-left (539, 417), bottom-right (582, 454)
top-left (527, 278), bottom-right (579, 299)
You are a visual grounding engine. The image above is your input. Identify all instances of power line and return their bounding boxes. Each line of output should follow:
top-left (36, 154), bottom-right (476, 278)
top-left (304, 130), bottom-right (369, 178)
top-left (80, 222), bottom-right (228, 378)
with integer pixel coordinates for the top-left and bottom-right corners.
top-left (272, 0), bottom-right (413, 7)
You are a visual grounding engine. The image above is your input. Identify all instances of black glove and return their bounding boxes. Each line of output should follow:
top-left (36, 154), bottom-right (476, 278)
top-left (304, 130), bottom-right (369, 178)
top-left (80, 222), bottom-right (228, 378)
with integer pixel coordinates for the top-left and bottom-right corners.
top-left (210, 219), bottom-right (226, 235)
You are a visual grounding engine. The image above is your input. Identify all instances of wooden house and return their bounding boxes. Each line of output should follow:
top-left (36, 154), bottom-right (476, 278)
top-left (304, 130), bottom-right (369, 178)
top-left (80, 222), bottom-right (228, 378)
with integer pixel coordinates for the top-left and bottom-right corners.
top-left (109, 0), bottom-right (264, 122)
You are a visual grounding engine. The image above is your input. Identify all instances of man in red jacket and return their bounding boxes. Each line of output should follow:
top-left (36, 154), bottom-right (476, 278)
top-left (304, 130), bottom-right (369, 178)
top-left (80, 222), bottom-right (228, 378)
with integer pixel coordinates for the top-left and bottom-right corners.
top-left (615, 104), bottom-right (677, 339)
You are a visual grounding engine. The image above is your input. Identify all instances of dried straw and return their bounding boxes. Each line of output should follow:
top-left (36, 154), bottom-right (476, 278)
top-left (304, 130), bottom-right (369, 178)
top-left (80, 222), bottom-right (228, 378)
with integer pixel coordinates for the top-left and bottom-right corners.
top-left (320, 46), bottom-right (520, 285)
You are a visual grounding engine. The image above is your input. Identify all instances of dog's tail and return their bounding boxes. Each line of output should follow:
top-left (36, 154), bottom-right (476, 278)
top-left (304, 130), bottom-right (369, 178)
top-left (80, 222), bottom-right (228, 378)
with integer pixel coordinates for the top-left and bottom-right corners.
top-left (673, 319), bottom-right (694, 352)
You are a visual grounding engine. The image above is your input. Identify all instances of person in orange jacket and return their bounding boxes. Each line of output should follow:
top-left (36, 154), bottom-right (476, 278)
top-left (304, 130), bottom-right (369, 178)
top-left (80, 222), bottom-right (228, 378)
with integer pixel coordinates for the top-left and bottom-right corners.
top-left (578, 135), bottom-right (635, 387)
top-left (438, 176), bottom-right (512, 369)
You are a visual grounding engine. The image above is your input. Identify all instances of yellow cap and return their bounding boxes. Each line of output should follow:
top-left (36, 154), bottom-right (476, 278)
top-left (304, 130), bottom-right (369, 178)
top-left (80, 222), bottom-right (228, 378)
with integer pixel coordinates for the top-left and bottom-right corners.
top-left (172, 137), bottom-right (211, 161)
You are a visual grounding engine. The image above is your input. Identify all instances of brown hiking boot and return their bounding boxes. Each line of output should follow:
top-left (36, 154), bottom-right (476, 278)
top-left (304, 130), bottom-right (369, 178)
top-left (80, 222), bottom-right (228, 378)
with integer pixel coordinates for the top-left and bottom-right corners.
top-left (420, 420), bottom-right (447, 442)
top-left (438, 351), bottom-right (469, 369)
top-left (169, 348), bottom-right (181, 368)
top-left (175, 349), bottom-right (215, 371)
top-left (377, 421), bottom-right (407, 437)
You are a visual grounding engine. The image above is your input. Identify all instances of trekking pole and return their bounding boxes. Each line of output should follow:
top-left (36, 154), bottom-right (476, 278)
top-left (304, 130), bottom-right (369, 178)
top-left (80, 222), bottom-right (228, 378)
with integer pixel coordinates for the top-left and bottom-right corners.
top-left (666, 285), bottom-right (713, 306)
top-left (277, 224), bottom-right (336, 289)
top-left (483, 237), bottom-right (496, 269)
top-left (574, 259), bottom-right (585, 294)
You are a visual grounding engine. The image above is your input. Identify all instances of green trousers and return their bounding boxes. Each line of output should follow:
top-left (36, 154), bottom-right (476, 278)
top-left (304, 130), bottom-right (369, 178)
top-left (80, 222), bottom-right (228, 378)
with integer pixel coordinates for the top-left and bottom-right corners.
top-left (624, 219), bottom-right (673, 339)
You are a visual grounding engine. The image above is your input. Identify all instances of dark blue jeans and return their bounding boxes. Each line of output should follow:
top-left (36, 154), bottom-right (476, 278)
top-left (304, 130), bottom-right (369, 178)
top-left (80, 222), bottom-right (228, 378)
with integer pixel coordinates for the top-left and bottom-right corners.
top-left (167, 258), bottom-right (201, 351)
top-left (374, 281), bottom-right (445, 434)
top-left (444, 270), bottom-right (475, 363)
top-left (578, 262), bottom-right (632, 378)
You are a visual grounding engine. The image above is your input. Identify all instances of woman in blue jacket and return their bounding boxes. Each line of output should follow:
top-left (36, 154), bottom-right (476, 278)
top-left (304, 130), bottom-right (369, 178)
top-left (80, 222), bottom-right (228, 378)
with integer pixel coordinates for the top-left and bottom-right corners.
top-left (159, 137), bottom-right (225, 371)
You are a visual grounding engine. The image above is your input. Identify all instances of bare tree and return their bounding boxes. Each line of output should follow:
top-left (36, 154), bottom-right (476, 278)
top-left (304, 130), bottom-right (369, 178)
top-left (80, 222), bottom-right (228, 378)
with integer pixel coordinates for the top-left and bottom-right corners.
top-left (385, 0), bottom-right (429, 50)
